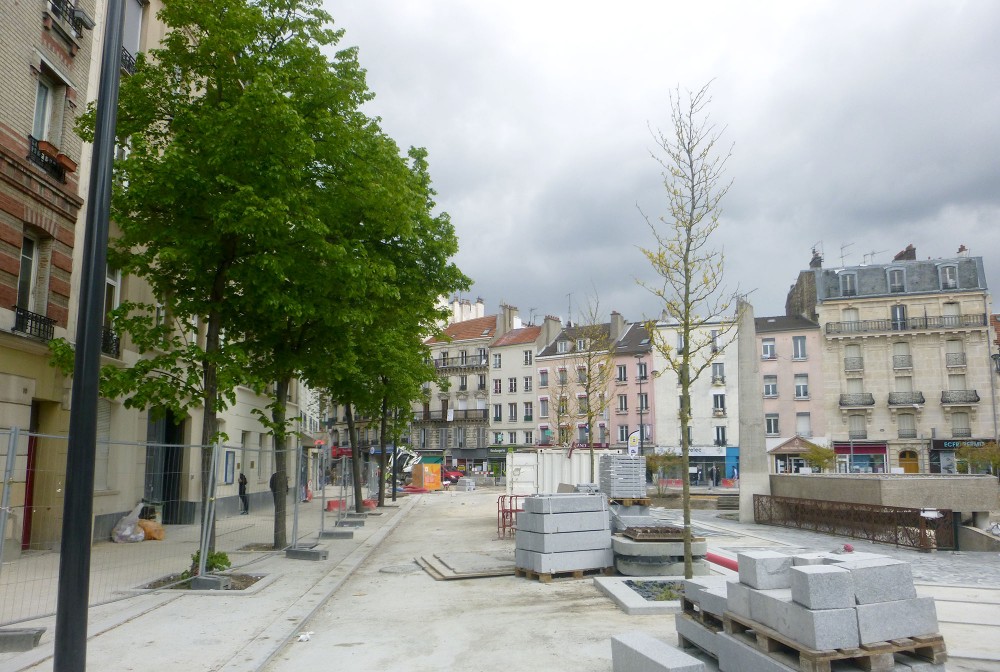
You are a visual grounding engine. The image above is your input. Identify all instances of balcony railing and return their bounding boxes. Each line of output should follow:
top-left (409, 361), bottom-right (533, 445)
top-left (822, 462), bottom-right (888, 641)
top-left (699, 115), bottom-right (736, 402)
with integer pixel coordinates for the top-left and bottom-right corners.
top-left (121, 46), bottom-right (136, 75)
top-left (411, 409), bottom-right (489, 422)
top-left (826, 313), bottom-right (987, 335)
top-left (839, 393), bottom-right (875, 407)
top-left (941, 390), bottom-right (979, 404)
top-left (892, 354), bottom-right (912, 369)
top-left (848, 429), bottom-right (868, 440)
top-left (101, 326), bottom-right (121, 357)
top-left (49, 0), bottom-right (87, 37)
top-left (27, 135), bottom-right (66, 182)
top-left (12, 306), bottom-right (55, 341)
top-left (843, 357), bottom-right (864, 372)
top-left (434, 356), bottom-right (487, 370)
top-left (952, 428), bottom-right (972, 438)
top-left (712, 408), bottom-right (726, 417)
top-left (887, 392), bottom-right (924, 406)
top-left (945, 352), bottom-right (966, 367)
top-left (523, 415), bottom-right (533, 422)
top-left (898, 429), bottom-right (917, 439)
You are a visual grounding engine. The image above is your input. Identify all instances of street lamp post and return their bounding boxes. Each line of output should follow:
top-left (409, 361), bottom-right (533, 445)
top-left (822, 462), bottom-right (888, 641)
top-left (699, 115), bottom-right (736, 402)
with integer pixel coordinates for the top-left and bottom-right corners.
top-left (635, 353), bottom-right (645, 456)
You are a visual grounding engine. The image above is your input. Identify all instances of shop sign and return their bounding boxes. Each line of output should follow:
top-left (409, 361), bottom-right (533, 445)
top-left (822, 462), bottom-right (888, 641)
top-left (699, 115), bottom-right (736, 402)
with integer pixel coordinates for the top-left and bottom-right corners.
top-left (931, 438), bottom-right (990, 451)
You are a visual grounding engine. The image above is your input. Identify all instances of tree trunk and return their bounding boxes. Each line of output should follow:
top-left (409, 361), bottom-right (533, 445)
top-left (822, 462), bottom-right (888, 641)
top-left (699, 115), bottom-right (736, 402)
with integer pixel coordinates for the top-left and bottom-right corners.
top-left (378, 392), bottom-right (388, 507)
top-left (345, 405), bottom-right (364, 512)
top-left (200, 310), bottom-right (222, 553)
top-left (271, 378), bottom-right (289, 549)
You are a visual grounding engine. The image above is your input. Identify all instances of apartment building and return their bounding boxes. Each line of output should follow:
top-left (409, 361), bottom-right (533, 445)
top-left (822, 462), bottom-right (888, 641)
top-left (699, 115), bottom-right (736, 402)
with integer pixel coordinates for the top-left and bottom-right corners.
top-left (786, 245), bottom-right (997, 474)
top-left (755, 315), bottom-right (828, 473)
top-left (649, 318), bottom-right (741, 479)
top-left (609, 319), bottom-right (655, 452)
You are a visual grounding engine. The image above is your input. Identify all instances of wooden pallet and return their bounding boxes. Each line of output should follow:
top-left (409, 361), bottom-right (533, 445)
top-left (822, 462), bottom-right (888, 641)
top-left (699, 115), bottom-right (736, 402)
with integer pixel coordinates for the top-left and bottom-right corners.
top-left (609, 497), bottom-right (651, 507)
top-left (513, 566), bottom-right (613, 583)
top-left (723, 611), bottom-right (946, 672)
top-left (681, 597), bottom-right (723, 632)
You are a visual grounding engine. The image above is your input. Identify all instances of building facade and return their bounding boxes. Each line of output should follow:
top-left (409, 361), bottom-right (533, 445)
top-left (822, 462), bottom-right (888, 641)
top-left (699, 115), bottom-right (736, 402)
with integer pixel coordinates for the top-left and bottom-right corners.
top-left (786, 245), bottom-right (997, 474)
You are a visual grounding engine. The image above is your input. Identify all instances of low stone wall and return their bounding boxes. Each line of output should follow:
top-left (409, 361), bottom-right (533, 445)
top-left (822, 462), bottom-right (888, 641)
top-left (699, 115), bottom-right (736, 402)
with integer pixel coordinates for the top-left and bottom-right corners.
top-left (769, 473), bottom-right (997, 516)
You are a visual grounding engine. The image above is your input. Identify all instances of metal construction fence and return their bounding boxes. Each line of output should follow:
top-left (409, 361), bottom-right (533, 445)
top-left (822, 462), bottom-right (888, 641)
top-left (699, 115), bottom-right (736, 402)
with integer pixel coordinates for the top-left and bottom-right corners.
top-left (753, 494), bottom-right (956, 551)
top-left (0, 428), bottom-right (377, 627)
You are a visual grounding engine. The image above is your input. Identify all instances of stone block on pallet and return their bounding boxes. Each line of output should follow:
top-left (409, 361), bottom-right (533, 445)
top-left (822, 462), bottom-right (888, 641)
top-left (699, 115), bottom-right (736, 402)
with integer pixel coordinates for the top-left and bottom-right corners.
top-left (737, 551), bottom-right (792, 590)
top-left (716, 632), bottom-right (798, 672)
top-left (523, 493), bottom-right (608, 514)
top-left (855, 597), bottom-right (939, 645)
top-left (515, 547), bottom-right (613, 574)
top-left (611, 631), bottom-right (705, 672)
top-left (675, 612), bottom-right (719, 657)
top-left (697, 586), bottom-right (728, 619)
top-left (725, 580), bottom-right (753, 621)
top-left (516, 528), bottom-right (611, 553)
top-left (790, 564), bottom-right (854, 610)
top-left (613, 536), bottom-right (707, 557)
top-left (748, 588), bottom-right (792, 625)
top-left (893, 651), bottom-right (947, 671)
top-left (766, 598), bottom-right (860, 651)
top-left (839, 557), bottom-right (917, 604)
top-left (516, 510), bottom-right (610, 534)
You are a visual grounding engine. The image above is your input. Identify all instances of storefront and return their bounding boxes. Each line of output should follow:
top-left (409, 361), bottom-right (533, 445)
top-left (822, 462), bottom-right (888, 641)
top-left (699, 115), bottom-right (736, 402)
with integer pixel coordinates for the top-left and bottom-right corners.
top-left (929, 438), bottom-right (990, 474)
top-left (450, 446), bottom-right (509, 477)
top-left (833, 442), bottom-right (887, 473)
top-left (768, 436), bottom-right (829, 474)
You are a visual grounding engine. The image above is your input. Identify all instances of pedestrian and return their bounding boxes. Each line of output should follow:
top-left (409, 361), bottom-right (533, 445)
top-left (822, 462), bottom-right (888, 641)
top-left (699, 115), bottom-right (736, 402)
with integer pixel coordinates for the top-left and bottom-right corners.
top-left (732, 465), bottom-right (739, 486)
top-left (713, 465), bottom-right (721, 487)
top-left (708, 465), bottom-right (717, 490)
top-left (696, 467), bottom-right (703, 486)
top-left (238, 472), bottom-right (249, 514)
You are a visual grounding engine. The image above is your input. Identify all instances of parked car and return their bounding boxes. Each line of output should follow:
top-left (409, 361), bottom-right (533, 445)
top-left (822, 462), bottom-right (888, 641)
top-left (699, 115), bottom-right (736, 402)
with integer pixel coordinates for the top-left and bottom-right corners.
top-left (441, 469), bottom-right (463, 484)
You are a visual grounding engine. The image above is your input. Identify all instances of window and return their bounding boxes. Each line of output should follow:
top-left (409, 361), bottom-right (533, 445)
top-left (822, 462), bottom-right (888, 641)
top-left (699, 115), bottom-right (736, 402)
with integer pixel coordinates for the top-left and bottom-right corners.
top-left (677, 333), bottom-right (685, 354)
top-left (508, 431), bottom-right (517, 444)
top-left (618, 425), bottom-right (629, 442)
top-left (794, 374), bottom-right (809, 399)
top-left (844, 343), bottom-right (863, 371)
top-left (508, 377), bottom-right (517, 393)
top-left (508, 403), bottom-right (517, 422)
top-left (617, 394), bottom-right (628, 412)
top-left (493, 353), bottom-right (502, 368)
top-left (494, 432), bottom-right (504, 444)
top-left (942, 302), bottom-right (960, 326)
top-left (523, 376), bottom-right (533, 392)
top-left (492, 404), bottom-right (502, 422)
top-left (459, 350), bottom-right (468, 364)
top-left (952, 412), bottom-right (971, 438)
top-left (763, 375), bottom-right (777, 397)
top-left (898, 413), bottom-right (916, 439)
top-left (637, 393), bottom-right (648, 411)
top-left (948, 373), bottom-right (967, 391)
top-left (945, 339), bottom-right (965, 367)
top-left (524, 402), bottom-right (533, 421)
top-left (892, 341), bottom-right (912, 369)
top-left (440, 351), bottom-right (449, 365)
top-left (848, 413), bottom-right (866, 440)
top-left (558, 368), bottom-right (568, 385)
top-left (557, 397), bottom-right (568, 415)
top-left (796, 412), bottom-right (811, 438)
top-left (478, 374), bottom-right (487, 390)
top-left (641, 424), bottom-right (651, 441)
top-left (578, 425), bottom-right (588, 442)
top-left (576, 367), bottom-right (587, 384)
top-left (890, 305), bottom-right (907, 330)
top-left (637, 361), bottom-right (648, 380)
top-left (539, 370), bottom-right (548, 387)
top-left (478, 348), bottom-right (488, 364)
top-left (792, 336), bottom-right (807, 360)
top-left (557, 340), bottom-right (569, 354)
top-left (578, 396), bottom-right (589, 414)
top-left (840, 272), bottom-right (857, 296)
top-left (524, 430), bottom-right (534, 445)
top-left (523, 350), bottom-right (533, 365)
top-left (714, 425), bottom-right (727, 446)
top-left (765, 414), bottom-right (779, 436)
top-left (616, 364), bottom-right (627, 382)
top-left (122, 0), bottom-right (145, 66)
top-left (559, 427), bottom-right (570, 443)
top-left (888, 268), bottom-right (905, 293)
top-left (712, 362), bottom-right (725, 383)
top-left (761, 338), bottom-right (776, 360)
top-left (539, 398), bottom-right (549, 417)
top-left (493, 379), bottom-right (502, 394)
top-left (32, 66), bottom-right (66, 146)
top-left (712, 393), bottom-right (726, 413)
top-left (17, 235), bottom-right (39, 312)
top-left (576, 338), bottom-right (586, 351)
top-left (710, 329), bottom-right (720, 352)
top-left (459, 375), bottom-right (468, 391)
top-left (940, 265), bottom-right (958, 290)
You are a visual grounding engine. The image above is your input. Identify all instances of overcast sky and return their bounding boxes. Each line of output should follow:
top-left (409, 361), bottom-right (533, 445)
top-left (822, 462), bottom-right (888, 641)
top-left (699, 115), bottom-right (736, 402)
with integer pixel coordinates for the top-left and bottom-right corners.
top-left (324, 1), bottom-right (1000, 325)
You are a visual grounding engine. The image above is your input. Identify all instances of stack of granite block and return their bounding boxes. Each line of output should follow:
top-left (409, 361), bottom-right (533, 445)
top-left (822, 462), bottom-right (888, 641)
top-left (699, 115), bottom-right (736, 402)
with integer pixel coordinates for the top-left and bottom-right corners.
top-left (514, 493), bottom-right (613, 576)
top-left (613, 534), bottom-right (710, 576)
top-left (675, 550), bottom-right (946, 672)
top-left (599, 454), bottom-right (647, 499)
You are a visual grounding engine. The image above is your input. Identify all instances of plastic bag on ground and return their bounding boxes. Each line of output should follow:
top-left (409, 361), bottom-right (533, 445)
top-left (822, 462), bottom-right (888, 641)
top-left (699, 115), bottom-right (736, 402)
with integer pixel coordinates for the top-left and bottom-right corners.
top-left (111, 503), bottom-right (146, 543)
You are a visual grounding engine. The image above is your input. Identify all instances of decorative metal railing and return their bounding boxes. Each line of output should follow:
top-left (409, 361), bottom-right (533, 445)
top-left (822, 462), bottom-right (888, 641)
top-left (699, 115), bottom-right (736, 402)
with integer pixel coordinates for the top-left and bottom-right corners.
top-left (753, 494), bottom-right (955, 551)
top-left (941, 390), bottom-right (980, 404)
top-left (892, 354), bottom-right (912, 369)
top-left (12, 306), bottom-right (56, 341)
top-left (945, 352), bottom-right (967, 367)
top-left (843, 357), bottom-right (864, 371)
top-left (411, 409), bottom-right (489, 422)
top-left (101, 326), bottom-right (121, 357)
top-left (27, 135), bottom-right (66, 182)
top-left (433, 357), bottom-right (488, 370)
top-left (839, 393), bottom-right (874, 406)
top-left (826, 313), bottom-right (987, 335)
top-left (121, 46), bottom-right (136, 75)
top-left (888, 392), bottom-right (924, 405)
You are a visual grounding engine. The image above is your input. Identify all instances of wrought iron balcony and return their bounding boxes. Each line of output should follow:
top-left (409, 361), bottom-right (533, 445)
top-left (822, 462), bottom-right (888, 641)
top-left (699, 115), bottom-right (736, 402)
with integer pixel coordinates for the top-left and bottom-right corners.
top-left (839, 393), bottom-right (875, 407)
top-left (952, 428), bottom-right (972, 438)
top-left (12, 306), bottom-right (55, 341)
top-left (826, 313), bottom-right (987, 335)
top-left (945, 352), bottom-right (966, 367)
top-left (434, 356), bottom-right (488, 370)
top-left (27, 135), bottom-right (66, 182)
top-left (712, 376), bottom-right (726, 385)
top-left (843, 357), bottom-right (864, 372)
top-left (121, 46), bottom-right (136, 75)
top-left (941, 390), bottom-right (979, 404)
top-left (898, 429), bottom-right (917, 439)
top-left (892, 354), bottom-right (912, 369)
top-left (888, 392), bottom-right (924, 405)
top-left (523, 415), bottom-right (533, 422)
top-left (101, 326), bottom-right (121, 357)
top-left (848, 429), bottom-right (868, 440)
top-left (412, 408), bottom-right (489, 423)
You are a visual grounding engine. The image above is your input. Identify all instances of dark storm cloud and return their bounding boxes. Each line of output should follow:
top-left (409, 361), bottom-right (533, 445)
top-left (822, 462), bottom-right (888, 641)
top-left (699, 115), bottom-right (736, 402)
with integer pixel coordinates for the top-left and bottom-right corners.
top-left (327, 1), bottom-right (1000, 321)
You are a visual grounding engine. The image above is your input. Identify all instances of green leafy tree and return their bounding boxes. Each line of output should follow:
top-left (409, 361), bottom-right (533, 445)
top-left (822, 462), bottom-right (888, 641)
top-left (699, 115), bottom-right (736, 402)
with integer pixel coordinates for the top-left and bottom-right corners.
top-left (801, 444), bottom-right (836, 473)
top-left (957, 441), bottom-right (1000, 480)
top-left (640, 82), bottom-right (740, 579)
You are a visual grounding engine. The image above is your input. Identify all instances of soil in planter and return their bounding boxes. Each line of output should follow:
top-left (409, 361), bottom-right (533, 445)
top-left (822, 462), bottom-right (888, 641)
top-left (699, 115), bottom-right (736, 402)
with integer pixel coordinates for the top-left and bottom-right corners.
top-left (623, 580), bottom-right (684, 602)
top-left (143, 573), bottom-right (263, 591)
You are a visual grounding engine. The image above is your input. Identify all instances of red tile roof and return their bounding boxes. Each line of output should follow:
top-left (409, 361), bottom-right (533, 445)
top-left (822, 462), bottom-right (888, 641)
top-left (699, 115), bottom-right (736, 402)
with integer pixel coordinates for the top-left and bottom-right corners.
top-left (426, 315), bottom-right (498, 344)
top-left (491, 325), bottom-right (541, 348)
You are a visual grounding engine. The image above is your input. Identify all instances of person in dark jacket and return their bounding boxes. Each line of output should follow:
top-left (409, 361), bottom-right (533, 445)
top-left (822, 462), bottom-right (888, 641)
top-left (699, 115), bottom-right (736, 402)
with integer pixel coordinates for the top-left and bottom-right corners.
top-left (238, 472), bottom-right (249, 514)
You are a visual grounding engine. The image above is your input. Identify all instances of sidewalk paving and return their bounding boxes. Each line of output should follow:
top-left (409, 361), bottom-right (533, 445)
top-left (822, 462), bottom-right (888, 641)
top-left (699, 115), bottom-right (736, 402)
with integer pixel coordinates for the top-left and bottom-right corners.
top-left (2, 487), bottom-right (999, 671)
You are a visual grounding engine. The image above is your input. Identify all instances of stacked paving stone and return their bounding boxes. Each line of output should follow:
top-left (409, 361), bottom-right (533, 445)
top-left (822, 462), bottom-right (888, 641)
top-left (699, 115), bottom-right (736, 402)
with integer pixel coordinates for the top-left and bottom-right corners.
top-left (676, 550), bottom-right (945, 672)
top-left (600, 454), bottom-right (647, 499)
top-left (514, 493), bottom-right (612, 576)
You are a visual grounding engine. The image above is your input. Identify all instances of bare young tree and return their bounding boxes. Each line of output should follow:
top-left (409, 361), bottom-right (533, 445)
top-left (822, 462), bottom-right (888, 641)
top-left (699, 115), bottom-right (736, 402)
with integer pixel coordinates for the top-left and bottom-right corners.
top-left (640, 82), bottom-right (740, 579)
top-left (571, 299), bottom-right (617, 481)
